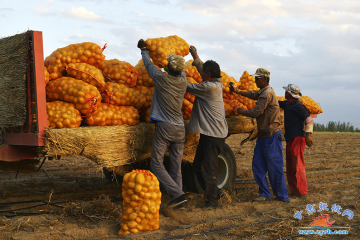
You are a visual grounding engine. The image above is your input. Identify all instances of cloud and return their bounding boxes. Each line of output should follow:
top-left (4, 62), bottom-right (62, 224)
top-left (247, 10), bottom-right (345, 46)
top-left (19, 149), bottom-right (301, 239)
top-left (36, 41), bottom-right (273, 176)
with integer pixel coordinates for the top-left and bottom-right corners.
top-left (0, 8), bottom-right (13, 17)
top-left (61, 7), bottom-right (108, 22)
top-left (35, 4), bottom-right (54, 15)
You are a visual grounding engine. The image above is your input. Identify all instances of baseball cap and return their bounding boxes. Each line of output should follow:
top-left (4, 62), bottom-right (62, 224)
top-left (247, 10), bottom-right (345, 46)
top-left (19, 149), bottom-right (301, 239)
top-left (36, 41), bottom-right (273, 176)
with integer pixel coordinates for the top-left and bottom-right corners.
top-left (283, 84), bottom-right (302, 98)
top-left (251, 68), bottom-right (270, 78)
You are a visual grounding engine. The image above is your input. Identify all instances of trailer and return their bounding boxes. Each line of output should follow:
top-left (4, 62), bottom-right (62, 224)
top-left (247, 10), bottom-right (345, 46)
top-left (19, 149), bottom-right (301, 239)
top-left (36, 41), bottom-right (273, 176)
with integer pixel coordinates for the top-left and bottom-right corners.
top-left (0, 31), bottom-right (267, 193)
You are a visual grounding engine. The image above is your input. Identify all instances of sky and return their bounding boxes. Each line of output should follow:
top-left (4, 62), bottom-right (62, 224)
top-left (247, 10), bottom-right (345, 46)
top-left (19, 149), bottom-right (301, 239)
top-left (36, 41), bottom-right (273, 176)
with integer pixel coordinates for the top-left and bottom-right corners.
top-left (1, 0), bottom-right (359, 128)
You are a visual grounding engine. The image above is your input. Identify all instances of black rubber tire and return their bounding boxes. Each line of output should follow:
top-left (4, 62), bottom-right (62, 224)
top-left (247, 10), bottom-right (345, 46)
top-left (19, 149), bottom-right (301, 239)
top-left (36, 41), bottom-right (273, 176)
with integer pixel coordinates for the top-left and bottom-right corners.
top-left (184, 143), bottom-right (237, 193)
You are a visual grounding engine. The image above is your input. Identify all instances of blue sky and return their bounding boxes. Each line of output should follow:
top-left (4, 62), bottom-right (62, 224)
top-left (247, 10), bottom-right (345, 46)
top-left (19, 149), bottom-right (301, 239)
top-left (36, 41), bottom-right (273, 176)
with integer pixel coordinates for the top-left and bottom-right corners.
top-left (1, 0), bottom-right (359, 127)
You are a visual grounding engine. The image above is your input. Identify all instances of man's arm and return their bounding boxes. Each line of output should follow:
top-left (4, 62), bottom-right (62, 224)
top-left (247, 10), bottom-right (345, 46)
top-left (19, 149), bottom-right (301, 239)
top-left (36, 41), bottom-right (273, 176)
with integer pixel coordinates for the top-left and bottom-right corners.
top-left (304, 115), bottom-right (314, 147)
top-left (186, 82), bottom-right (211, 100)
top-left (240, 90), bottom-right (260, 100)
top-left (298, 103), bottom-right (313, 147)
top-left (137, 39), bottom-right (161, 81)
top-left (241, 93), bottom-right (268, 118)
top-left (189, 45), bottom-right (199, 61)
top-left (278, 101), bottom-right (285, 109)
top-left (141, 49), bottom-right (161, 80)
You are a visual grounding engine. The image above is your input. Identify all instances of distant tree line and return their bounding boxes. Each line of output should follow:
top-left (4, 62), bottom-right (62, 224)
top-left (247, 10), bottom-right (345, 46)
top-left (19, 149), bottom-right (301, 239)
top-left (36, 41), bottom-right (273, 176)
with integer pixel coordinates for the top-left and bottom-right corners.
top-left (314, 121), bottom-right (360, 132)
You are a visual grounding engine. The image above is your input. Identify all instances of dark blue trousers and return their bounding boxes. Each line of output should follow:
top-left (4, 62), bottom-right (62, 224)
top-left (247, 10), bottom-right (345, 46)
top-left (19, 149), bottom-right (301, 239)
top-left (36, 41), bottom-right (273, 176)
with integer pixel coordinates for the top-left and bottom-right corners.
top-left (252, 131), bottom-right (289, 201)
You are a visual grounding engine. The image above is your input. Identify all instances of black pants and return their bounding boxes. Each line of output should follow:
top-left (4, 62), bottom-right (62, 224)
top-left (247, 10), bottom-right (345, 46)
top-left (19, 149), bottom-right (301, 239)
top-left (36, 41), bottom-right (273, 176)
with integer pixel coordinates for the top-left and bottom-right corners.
top-left (193, 134), bottom-right (225, 207)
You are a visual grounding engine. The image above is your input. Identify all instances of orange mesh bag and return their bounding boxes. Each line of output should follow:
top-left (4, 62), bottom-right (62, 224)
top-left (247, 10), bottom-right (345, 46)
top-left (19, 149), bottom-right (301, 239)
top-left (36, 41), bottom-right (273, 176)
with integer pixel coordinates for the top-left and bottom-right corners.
top-left (221, 71), bottom-right (237, 94)
top-left (140, 87), bottom-right (154, 109)
top-left (223, 96), bottom-right (248, 117)
top-left (102, 59), bottom-right (139, 88)
top-left (299, 96), bottom-right (323, 114)
top-left (44, 55), bottom-right (50, 68)
top-left (224, 101), bottom-right (235, 117)
top-left (277, 96), bottom-right (286, 101)
top-left (46, 77), bottom-right (101, 115)
top-left (118, 170), bottom-right (161, 236)
top-left (139, 106), bottom-right (151, 123)
top-left (47, 101), bottom-right (82, 128)
top-left (134, 59), bottom-right (161, 87)
top-left (182, 98), bottom-right (193, 120)
top-left (44, 66), bottom-right (50, 86)
top-left (145, 35), bottom-right (189, 67)
top-left (101, 83), bottom-right (146, 110)
top-left (85, 103), bottom-right (139, 126)
top-left (239, 70), bottom-right (259, 91)
top-left (46, 42), bottom-right (105, 80)
top-left (184, 60), bottom-right (202, 83)
top-left (66, 62), bottom-right (105, 90)
top-left (184, 77), bottom-right (196, 103)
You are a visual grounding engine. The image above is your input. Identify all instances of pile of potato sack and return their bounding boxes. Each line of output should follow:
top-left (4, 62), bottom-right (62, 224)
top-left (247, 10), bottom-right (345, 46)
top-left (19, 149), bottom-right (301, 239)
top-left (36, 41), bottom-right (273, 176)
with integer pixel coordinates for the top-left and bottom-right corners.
top-left (44, 35), bottom-right (323, 129)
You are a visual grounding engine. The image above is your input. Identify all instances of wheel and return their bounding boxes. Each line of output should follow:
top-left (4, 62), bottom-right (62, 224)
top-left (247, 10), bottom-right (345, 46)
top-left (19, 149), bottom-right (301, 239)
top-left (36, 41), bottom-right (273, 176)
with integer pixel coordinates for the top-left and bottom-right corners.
top-left (184, 143), bottom-right (237, 193)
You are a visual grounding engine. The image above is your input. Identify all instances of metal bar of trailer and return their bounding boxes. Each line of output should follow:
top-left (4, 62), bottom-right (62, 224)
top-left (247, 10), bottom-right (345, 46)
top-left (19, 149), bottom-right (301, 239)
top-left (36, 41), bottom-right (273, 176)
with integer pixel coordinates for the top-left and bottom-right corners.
top-left (31, 31), bottom-right (47, 143)
top-left (4, 31), bottom-right (47, 147)
top-left (0, 145), bottom-right (38, 161)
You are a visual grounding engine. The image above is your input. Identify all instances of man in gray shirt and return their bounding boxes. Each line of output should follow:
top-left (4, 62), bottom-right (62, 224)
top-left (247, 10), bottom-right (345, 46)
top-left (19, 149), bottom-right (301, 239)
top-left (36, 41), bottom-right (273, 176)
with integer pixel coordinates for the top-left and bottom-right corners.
top-left (137, 39), bottom-right (188, 207)
top-left (186, 45), bottom-right (228, 208)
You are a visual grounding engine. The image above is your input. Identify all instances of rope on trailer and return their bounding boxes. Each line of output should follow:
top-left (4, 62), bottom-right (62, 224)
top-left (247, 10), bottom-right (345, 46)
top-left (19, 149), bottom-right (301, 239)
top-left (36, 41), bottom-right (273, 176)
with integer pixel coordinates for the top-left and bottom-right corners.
top-left (15, 160), bottom-right (21, 178)
top-left (36, 157), bottom-right (47, 172)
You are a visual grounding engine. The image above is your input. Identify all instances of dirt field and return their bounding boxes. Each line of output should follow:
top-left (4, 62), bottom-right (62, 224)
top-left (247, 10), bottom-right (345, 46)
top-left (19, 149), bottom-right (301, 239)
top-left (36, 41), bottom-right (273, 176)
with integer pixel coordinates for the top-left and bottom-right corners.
top-left (0, 132), bottom-right (359, 240)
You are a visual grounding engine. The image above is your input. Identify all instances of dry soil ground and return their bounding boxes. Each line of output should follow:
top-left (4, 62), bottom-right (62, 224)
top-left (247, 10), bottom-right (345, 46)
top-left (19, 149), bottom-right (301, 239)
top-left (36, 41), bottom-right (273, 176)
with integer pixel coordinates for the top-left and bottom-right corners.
top-left (0, 132), bottom-right (360, 240)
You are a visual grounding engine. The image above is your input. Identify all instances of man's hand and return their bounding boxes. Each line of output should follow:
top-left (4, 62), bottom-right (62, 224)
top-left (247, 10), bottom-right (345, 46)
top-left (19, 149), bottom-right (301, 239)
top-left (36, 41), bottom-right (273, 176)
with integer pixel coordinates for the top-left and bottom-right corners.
top-left (189, 45), bottom-right (197, 56)
top-left (229, 82), bottom-right (237, 93)
top-left (233, 106), bottom-right (242, 115)
top-left (137, 39), bottom-right (147, 49)
top-left (305, 132), bottom-right (313, 147)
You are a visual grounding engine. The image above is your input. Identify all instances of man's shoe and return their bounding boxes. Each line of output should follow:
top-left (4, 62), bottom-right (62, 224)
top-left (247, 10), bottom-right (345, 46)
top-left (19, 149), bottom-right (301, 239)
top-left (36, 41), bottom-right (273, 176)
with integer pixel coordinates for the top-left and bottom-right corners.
top-left (217, 188), bottom-right (224, 200)
top-left (253, 197), bottom-right (273, 202)
top-left (289, 193), bottom-right (306, 198)
top-left (275, 197), bottom-right (290, 203)
top-left (168, 194), bottom-right (187, 208)
top-left (202, 202), bottom-right (218, 210)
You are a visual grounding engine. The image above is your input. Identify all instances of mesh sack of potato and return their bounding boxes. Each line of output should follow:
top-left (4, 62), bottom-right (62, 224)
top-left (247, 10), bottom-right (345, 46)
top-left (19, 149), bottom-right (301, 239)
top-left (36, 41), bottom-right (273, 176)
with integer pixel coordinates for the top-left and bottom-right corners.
top-left (44, 66), bottom-right (50, 86)
top-left (101, 83), bottom-right (146, 110)
top-left (44, 55), bottom-right (50, 68)
top-left (46, 42), bottom-right (105, 80)
top-left (85, 103), bottom-right (139, 126)
top-left (221, 71), bottom-right (237, 94)
top-left (182, 98), bottom-right (193, 120)
top-left (102, 59), bottom-right (139, 87)
top-left (140, 86), bottom-right (154, 109)
top-left (145, 35), bottom-right (189, 67)
top-left (46, 77), bottom-right (101, 115)
top-left (118, 170), bottom-right (161, 236)
top-left (224, 87), bottom-right (257, 110)
top-left (277, 96), bottom-right (286, 101)
top-left (47, 101), bottom-right (82, 128)
top-left (184, 60), bottom-right (202, 83)
top-left (224, 101), bottom-right (235, 117)
top-left (139, 106), bottom-right (151, 123)
top-left (223, 97), bottom-right (248, 117)
top-left (66, 62), bottom-right (105, 90)
top-left (239, 70), bottom-right (259, 91)
top-left (299, 96), bottom-right (323, 114)
top-left (184, 77), bottom-right (197, 103)
top-left (134, 59), bottom-right (162, 87)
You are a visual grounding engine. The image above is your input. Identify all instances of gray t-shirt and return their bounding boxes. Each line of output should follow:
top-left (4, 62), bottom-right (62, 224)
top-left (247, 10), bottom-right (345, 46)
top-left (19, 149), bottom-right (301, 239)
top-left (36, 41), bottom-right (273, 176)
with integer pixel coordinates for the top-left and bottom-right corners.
top-left (186, 58), bottom-right (228, 138)
top-left (141, 50), bottom-right (188, 126)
